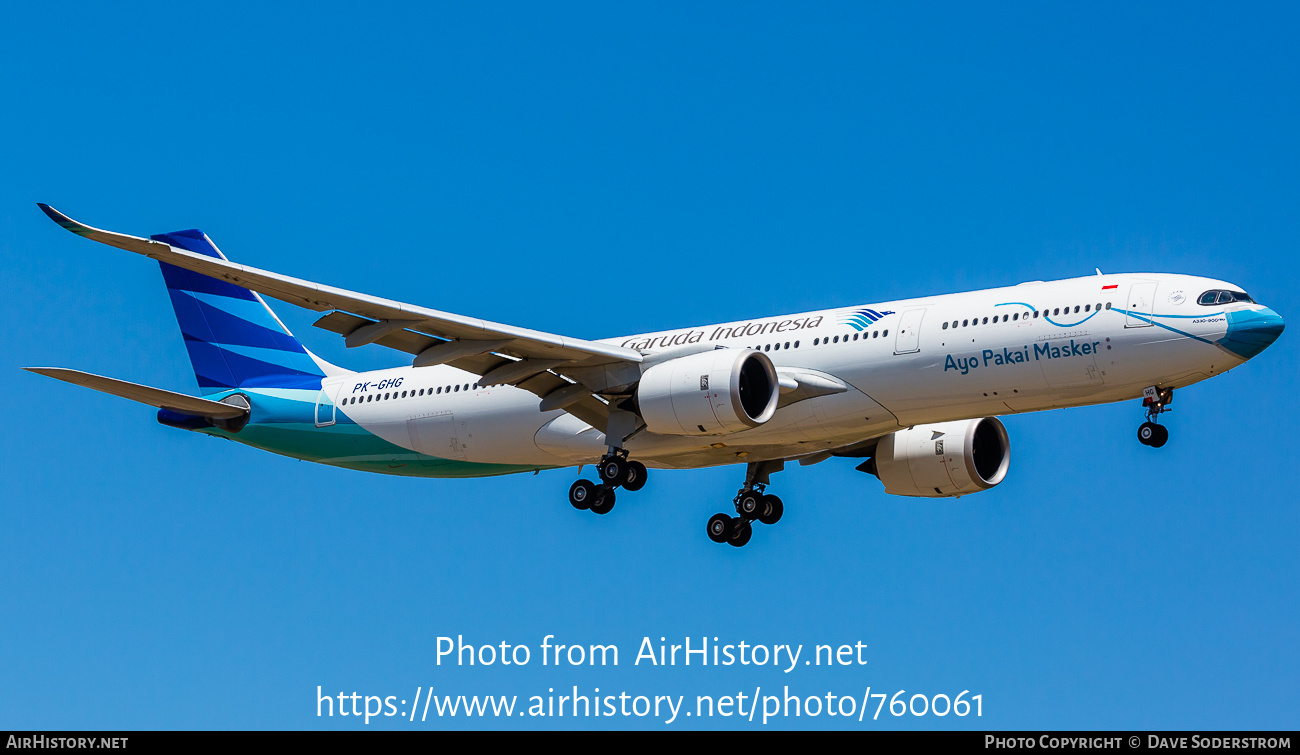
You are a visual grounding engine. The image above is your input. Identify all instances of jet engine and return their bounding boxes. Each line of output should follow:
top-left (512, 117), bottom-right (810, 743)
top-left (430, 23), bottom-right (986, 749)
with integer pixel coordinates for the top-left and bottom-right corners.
top-left (868, 417), bottom-right (1010, 497)
top-left (636, 349), bottom-right (779, 435)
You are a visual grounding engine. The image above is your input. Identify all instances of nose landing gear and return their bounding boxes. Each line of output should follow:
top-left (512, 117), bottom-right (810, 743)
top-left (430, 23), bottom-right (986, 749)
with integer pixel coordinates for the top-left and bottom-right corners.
top-left (1137, 386), bottom-right (1173, 448)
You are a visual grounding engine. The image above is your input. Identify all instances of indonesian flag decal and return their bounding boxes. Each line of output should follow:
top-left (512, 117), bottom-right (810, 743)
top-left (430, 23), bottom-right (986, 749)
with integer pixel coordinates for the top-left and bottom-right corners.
top-left (1102, 284), bottom-right (1118, 290)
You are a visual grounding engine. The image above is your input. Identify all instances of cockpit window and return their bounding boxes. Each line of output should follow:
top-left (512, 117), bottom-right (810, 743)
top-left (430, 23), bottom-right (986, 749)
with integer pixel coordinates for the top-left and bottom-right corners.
top-left (1198, 289), bottom-right (1254, 306)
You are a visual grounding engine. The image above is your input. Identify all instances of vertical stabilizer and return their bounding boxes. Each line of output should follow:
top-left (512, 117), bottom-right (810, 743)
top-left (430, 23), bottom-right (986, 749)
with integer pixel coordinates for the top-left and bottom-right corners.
top-left (151, 229), bottom-right (337, 394)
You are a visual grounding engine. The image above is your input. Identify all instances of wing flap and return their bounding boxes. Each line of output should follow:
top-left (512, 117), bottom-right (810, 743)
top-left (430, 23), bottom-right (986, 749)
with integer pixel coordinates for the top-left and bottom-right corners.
top-left (313, 311), bottom-right (517, 375)
top-left (24, 367), bottom-right (249, 418)
top-left (315, 312), bottom-right (612, 426)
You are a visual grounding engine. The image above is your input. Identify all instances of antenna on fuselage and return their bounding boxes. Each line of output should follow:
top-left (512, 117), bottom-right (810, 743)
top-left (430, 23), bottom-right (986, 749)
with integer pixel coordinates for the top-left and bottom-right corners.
top-left (1096, 268), bottom-right (1104, 275)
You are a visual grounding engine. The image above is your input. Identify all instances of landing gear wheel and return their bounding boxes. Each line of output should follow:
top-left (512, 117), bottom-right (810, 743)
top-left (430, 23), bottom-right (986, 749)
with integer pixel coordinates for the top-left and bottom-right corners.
top-left (707, 513), bottom-right (733, 543)
top-left (589, 486), bottom-right (616, 515)
top-left (1138, 388), bottom-right (1173, 448)
top-left (727, 519), bottom-right (752, 548)
top-left (736, 490), bottom-right (763, 518)
top-left (623, 461), bottom-right (648, 492)
top-left (598, 457), bottom-right (630, 487)
top-left (569, 479), bottom-right (595, 510)
top-left (758, 494), bottom-right (784, 525)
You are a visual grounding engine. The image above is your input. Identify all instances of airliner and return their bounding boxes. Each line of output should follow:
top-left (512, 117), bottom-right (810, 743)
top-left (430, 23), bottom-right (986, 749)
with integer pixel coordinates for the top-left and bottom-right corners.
top-left (28, 205), bottom-right (1285, 547)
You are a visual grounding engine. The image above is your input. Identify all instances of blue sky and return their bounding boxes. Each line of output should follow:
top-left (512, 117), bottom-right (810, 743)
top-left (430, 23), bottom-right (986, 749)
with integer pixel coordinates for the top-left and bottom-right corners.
top-left (2, 2), bottom-right (1296, 730)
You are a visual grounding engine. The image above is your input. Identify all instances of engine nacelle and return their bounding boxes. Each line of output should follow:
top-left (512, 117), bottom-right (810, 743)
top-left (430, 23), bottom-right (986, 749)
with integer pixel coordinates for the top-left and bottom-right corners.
top-left (637, 349), bottom-right (779, 436)
top-left (872, 417), bottom-right (1010, 497)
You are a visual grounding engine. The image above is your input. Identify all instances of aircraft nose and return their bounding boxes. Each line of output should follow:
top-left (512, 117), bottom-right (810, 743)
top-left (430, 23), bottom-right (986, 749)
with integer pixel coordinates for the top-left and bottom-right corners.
top-left (1219, 307), bottom-right (1285, 359)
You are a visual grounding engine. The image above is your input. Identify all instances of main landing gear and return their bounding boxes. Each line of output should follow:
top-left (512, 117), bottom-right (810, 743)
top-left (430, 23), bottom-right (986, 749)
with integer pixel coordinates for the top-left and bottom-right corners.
top-left (568, 448), bottom-right (647, 516)
top-left (1137, 386), bottom-right (1173, 448)
top-left (707, 461), bottom-right (785, 548)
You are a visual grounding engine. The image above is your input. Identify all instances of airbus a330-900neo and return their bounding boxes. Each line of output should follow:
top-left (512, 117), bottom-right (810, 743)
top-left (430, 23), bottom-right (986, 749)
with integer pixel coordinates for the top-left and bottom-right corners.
top-left (28, 205), bottom-right (1285, 546)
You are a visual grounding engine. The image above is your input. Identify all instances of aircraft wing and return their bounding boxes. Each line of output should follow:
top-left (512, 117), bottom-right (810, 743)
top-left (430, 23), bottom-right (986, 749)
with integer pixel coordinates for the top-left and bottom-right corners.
top-left (39, 205), bottom-right (641, 427)
top-left (24, 367), bottom-right (249, 418)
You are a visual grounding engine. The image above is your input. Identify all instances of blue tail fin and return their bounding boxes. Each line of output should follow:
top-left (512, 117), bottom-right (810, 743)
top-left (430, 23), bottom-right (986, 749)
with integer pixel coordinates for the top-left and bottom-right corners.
top-left (152, 229), bottom-right (329, 394)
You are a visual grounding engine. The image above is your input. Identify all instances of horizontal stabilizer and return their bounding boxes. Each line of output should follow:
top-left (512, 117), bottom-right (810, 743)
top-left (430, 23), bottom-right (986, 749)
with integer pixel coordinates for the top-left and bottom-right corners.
top-left (24, 367), bottom-right (248, 419)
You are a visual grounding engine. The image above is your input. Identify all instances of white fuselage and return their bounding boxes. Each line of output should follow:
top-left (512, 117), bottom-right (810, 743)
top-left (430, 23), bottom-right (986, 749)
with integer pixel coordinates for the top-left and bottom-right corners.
top-left (320, 273), bottom-right (1264, 472)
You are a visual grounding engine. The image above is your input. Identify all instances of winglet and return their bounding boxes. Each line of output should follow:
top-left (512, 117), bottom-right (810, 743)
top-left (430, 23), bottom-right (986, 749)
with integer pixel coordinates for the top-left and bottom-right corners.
top-left (38, 203), bottom-right (86, 235)
top-left (37, 203), bottom-right (169, 256)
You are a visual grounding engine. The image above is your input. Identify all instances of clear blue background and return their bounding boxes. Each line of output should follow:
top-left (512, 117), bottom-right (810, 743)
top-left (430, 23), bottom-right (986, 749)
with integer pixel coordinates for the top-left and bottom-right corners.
top-left (2, 1), bottom-right (1296, 730)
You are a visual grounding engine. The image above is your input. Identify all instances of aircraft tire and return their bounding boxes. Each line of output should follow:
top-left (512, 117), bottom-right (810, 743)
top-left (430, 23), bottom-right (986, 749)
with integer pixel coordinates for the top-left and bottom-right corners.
top-left (707, 513), bottom-right (732, 543)
top-left (728, 519), bottom-right (752, 548)
top-left (623, 461), bottom-right (648, 492)
top-left (569, 479), bottom-right (596, 510)
top-left (590, 487), bottom-right (616, 515)
top-left (598, 457), bottom-right (629, 487)
top-left (737, 490), bottom-right (763, 518)
top-left (758, 494), bottom-right (784, 525)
